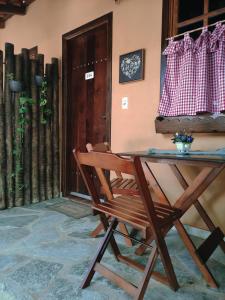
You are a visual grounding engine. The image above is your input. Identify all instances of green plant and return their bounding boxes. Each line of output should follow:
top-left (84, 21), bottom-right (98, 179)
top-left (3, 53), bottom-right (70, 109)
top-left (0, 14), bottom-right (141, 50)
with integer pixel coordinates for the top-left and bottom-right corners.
top-left (12, 94), bottom-right (34, 191)
top-left (7, 73), bottom-right (15, 80)
top-left (7, 72), bottom-right (51, 193)
top-left (17, 95), bottom-right (34, 141)
top-left (39, 76), bottom-right (51, 124)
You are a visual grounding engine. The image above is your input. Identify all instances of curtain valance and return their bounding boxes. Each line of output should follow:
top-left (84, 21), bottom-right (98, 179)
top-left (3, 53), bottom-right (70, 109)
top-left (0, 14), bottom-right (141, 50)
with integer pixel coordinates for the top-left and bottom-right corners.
top-left (159, 23), bottom-right (225, 116)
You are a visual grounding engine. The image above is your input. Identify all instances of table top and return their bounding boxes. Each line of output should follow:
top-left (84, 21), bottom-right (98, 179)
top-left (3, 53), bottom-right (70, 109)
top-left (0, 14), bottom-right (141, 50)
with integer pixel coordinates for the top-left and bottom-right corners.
top-left (118, 150), bottom-right (225, 166)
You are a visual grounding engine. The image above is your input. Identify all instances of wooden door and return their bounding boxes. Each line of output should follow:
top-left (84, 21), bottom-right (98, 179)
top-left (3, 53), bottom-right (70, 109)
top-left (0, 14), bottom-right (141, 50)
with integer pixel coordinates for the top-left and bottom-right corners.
top-left (62, 13), bottom-right (112, 199)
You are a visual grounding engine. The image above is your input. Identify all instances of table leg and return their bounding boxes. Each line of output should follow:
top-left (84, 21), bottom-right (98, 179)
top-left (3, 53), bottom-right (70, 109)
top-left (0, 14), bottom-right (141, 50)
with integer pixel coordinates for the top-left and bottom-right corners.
top-left (170, 164), bottom-right (225, 254)
top-left (140, 161), bottom-right (224, 287)
top-left (174, 219), bottom-right (218, 288)
top-left (173, 165), bottom-right (225, 213)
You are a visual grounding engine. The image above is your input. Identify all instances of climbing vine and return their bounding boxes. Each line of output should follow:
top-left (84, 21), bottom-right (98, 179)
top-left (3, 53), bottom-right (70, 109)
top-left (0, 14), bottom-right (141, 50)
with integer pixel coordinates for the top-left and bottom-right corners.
top-left (39, 76), bottom-right (51, 124)
top-left (12, 94), bottom-right (33, 191)
top-left (8, 73), bottom-right (51, 193)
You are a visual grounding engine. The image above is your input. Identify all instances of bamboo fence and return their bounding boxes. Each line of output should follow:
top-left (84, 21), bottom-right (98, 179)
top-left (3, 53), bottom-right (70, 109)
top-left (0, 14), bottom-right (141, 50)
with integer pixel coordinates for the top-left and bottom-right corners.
top-left (0, 43), bottom-right (60, 209)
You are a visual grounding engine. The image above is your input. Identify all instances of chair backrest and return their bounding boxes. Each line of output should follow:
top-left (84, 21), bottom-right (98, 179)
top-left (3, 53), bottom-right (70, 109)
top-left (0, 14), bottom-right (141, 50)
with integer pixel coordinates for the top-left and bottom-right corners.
top-left (73, 148), bottom-right (159, 228)
top-left (86, 142), bottom-right (122, 178)
top-left (86, 142), bottom-right (110, 153)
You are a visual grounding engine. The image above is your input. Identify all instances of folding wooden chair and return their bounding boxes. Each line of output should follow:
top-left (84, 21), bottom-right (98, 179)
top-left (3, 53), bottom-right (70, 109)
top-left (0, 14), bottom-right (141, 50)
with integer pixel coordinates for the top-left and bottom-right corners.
top-left (86, 142), bottom-right (139, 195)
top-left (86, 142), bottom-right (138, 246)
top-left (73, 149), bottom-right (182, 299)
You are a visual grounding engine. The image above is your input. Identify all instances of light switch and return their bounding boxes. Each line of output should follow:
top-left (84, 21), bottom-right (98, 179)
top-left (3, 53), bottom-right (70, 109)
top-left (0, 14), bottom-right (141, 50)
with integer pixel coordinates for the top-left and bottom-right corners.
top-left (122, 97), bottom-right (128, 109)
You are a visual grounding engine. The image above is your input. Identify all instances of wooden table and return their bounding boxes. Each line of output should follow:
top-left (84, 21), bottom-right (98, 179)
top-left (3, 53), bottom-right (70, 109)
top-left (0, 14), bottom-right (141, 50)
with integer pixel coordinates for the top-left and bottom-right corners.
top-left (119, 151), bottom-right (225, 288)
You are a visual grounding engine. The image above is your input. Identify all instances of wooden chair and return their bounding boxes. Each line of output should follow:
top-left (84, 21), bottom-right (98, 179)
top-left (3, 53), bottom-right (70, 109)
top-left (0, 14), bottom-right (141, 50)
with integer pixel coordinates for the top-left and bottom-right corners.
top-left (73, 149), bottom-right (182, 299)
top-left (86, 142), bottom-right (139, 195)
top-left (87, 142), bottom-right (138, 246)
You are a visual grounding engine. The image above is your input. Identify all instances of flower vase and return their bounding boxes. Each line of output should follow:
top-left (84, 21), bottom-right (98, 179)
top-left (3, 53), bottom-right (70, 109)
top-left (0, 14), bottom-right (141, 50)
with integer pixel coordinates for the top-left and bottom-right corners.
top-left (175, 142), bottom-right (191, 154)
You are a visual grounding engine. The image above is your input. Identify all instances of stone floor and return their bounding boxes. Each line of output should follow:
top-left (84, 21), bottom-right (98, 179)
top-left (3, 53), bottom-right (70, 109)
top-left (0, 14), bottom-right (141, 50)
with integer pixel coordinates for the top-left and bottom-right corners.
top-left (0, 198), bottom-right (224, 300)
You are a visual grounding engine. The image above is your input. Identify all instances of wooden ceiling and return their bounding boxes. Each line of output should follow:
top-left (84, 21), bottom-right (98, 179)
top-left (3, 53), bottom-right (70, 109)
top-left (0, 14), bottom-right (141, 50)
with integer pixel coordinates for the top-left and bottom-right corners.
top-left (0, 0), bottom-right (35, 28)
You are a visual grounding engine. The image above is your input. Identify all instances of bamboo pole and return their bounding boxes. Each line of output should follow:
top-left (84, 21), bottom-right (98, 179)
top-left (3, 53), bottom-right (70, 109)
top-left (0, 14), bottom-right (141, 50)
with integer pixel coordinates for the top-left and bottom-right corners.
top-left (4, 43), bottom-right (15, 207)
top-left (31, 59), bottom-right (39, 203)
top-left (1, 46), bottom-right (59, 209)
top-left (37, 54), bottom-right (46, 201)
top-left (51, 58), bottom-right (60, 197)
top-left (0, 50), bottom-right (6, 209)
top-left (45, 63), bottom-right (53, 199)
top-left (14, 54), bottom-right (24, 206)
top-left (22, 49), bottom-right (32, 205)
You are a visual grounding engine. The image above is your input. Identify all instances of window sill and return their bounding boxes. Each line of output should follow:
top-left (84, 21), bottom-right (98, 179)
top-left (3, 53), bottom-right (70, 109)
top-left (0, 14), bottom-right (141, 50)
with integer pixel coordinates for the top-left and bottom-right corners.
top-left (155, 114), bottom-right (225, 133)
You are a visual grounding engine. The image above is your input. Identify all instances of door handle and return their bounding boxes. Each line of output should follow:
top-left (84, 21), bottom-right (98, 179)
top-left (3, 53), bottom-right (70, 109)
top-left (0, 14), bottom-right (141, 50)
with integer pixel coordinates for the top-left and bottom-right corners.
top-left (101, 115), bottom-right (106, 120)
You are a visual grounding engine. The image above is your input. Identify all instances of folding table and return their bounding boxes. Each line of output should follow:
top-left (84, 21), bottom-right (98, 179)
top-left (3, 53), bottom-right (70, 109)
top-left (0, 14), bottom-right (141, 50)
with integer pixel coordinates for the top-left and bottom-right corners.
top-left (119, 151), bottom-right (225, 288)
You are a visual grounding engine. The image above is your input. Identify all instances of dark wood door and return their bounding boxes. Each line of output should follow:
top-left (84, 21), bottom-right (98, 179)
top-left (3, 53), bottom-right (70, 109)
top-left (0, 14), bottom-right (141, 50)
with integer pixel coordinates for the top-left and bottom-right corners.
top-left (62, 13), bottom-right (112, 198)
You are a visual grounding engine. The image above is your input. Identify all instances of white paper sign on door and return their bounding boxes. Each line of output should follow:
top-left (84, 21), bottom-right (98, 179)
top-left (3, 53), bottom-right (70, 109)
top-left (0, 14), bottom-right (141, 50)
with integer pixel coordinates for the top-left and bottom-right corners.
top-left (85, 71), bottom-right (94, 80)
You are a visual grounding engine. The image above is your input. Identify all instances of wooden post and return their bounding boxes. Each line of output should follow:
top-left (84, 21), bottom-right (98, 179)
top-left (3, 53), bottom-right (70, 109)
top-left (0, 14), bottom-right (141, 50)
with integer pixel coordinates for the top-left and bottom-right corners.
top-left (31, 59), bottom-right (39, 203)
top-left (15, 54), bottom-right (24, 206)
top-left (37, 54), bottom-right (46, 201)
top-left (45, 64), bottom-right (53, 199)
top-left (0, 50), bottom-right (6, 209)
top-left (22, 48), bottom-right (32, 205)
top-left (4, 43), bottom-right (15, 207)
top-left (52, 58), bottom-right (60, 197)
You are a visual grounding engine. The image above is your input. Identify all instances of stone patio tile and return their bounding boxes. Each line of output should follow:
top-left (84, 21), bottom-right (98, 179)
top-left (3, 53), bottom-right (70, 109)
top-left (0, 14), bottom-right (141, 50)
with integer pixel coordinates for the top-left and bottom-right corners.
top-left (24, 198), bottom-right (65, 211)
top-left (144, 283), bottom-right (225, 300)
top-left (0, 280), bottom-right (34, 300)
top-left (0, 215), bottom-right (39, 228)
top-left (37, 277), bottom-right (81, 300)
top-left (60, 215), bottom-right (97, 233)
top-left (0, 198), bottom-right (224, 299)
top-left (0, 228), bottom-right (30, 248)
top-left (0, 207), bottom-right (42, 217)
top-left (17, 214), bottom-right (66, 248)
top-left (77, 280), bottom-right (131, 300)
top-left (30, 239), bottom-right (97, 262)
top-left (9, 259), bottom-right (63, 293)
top-left (0, 255), bottom-right (28, 273)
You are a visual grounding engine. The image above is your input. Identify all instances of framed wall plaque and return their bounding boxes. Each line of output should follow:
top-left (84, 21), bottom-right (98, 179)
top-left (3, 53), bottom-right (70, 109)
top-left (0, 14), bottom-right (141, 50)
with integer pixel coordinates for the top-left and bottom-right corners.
top-left (119, 49), bottom-right (144, 83)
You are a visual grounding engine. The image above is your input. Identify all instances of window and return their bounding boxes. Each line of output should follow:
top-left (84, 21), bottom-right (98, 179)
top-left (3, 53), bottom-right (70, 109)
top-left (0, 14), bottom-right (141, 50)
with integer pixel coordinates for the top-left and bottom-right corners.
top-left (169, 0), bottom-right (225, 37)
top-left (156, 0), bottom-right (225, 134)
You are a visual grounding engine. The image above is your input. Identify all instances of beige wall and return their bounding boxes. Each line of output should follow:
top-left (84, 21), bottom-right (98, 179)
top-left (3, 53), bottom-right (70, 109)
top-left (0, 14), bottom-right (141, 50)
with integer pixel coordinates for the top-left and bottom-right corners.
top-left (0, 0), bottom-right (224, 231)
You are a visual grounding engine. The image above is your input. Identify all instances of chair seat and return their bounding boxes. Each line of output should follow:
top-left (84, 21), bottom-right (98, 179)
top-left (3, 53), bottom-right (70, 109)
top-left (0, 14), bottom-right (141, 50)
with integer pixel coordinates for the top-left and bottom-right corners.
top-left (110, 178), bottom-right (138, 195)
top-left (93, 195), bottom-right (181, 232)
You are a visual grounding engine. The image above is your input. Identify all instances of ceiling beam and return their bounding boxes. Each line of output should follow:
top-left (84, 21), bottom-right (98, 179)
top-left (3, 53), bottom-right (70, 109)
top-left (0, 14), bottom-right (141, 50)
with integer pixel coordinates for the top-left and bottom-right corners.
top-left (0, 4), bottom-right (26, 15)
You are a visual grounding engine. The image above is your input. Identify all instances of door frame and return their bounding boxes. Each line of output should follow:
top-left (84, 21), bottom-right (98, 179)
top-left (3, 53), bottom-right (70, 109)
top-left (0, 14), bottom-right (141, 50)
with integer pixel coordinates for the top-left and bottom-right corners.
top-left (62, 12), bottom-right (113, 197)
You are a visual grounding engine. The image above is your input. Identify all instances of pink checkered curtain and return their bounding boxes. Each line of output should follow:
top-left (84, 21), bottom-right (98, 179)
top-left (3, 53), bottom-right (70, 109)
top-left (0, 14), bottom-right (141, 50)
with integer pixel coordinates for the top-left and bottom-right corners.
top-left (210, 23), bottom-right (225, 112)
top-left (159, 23), bottom-right (225, 116)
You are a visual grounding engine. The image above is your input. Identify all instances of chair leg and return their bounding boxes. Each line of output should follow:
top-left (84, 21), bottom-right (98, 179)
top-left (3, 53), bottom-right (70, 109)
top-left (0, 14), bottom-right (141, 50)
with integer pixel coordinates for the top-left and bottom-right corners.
top-left (81, 217), bottom-right (119, 289)
top-left (135, 244), bottom-right (148, 256)
top-left (90, 218), bottom-right (133, 247)
top-left (90, 222), bottom-right (105, 238)
top-left (118, 223), bottom-right (133, 247)
top-left (134, 245), bottom-right (158, 300)
top-left (99, 214), bottom-right (121, 259)
top-left (135, 235), bottom-right (154, 256)
top-left (156, 237), bottom-right (179, 291)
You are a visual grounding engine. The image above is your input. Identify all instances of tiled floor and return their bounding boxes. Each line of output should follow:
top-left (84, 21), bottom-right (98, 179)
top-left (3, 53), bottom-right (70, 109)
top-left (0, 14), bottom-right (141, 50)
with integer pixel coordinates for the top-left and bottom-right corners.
top-left (0, 198), bottom-right (224, 300)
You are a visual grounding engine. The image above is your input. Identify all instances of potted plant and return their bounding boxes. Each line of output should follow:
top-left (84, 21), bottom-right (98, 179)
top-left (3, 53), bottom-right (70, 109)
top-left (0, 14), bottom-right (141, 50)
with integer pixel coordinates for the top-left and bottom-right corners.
top-left (172, 132), bottom-right (194, 153)
top-left (35, 75), bottom-right (43, 87)
top-left (7, 73), bottom-right (23, 93)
